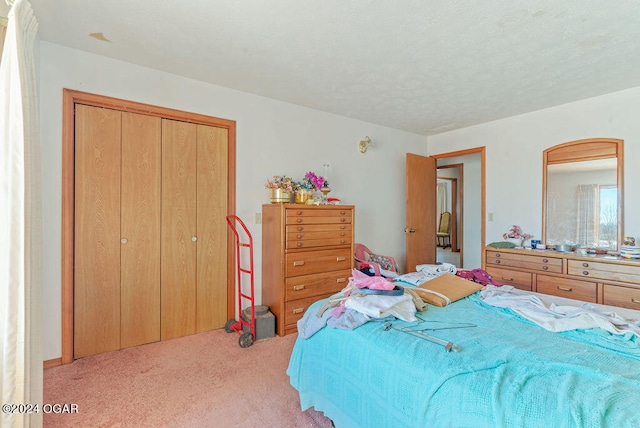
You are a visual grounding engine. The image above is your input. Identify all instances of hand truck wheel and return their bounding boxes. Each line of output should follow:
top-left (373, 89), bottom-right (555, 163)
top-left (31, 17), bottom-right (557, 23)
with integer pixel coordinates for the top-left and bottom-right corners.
top-left (224, 319), bottom-right (237, 333)
top-left (239, 332), bottom-right (254, 348)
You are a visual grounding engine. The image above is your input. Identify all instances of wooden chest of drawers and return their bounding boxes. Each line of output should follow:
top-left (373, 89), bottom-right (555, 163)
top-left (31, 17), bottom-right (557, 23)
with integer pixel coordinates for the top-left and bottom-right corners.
top-left (262, 204), bottom-right (354, 336)
top-left (484, 247), bottom-right (640, 308)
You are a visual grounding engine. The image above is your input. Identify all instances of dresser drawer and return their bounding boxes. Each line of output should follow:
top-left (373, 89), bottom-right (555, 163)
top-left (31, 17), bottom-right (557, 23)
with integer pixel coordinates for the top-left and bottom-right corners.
top-left (568, 260), bottom-right (640, 284)
top-left (285, 269), bottom-right (350, 301)
top-left (486, 251), bottom-right (562, 273)
top-left (284, 293), bottom-right (334, 329)
top-left (285, 248), bottom-right (352, 277)
top-left (286, 224), bottom-right (352, 249)
top-left (603, 284), bottom-right (640, 310)
top-left (536, 275), bottom-right (597, 303)
top-left (485, 267), bottom-right (532, 291)
top-left (286, 208), bottom-right (352, 225)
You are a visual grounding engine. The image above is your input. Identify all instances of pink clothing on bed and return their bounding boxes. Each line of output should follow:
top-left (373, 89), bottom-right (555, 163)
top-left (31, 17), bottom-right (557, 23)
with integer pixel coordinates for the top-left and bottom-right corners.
top-left (349, 269), bottom-right (395, 290)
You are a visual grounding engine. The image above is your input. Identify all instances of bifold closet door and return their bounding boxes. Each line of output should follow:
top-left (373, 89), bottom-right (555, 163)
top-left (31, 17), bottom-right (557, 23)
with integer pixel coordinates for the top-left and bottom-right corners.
top-left (120, 112), bottom-right (162, 348)
top-left (74, 105), bottom-right (122, 358)
top-left (161, 119), bottom-right (198, 340)
top-left (161, 120), bottom-right (229, 339)
top-left (196, 125), bottom-right (229, 333)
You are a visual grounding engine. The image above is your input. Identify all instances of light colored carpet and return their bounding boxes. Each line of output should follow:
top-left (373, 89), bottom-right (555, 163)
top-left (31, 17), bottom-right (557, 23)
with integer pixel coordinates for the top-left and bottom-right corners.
top-left (44, 329), bottom-right (333, 427)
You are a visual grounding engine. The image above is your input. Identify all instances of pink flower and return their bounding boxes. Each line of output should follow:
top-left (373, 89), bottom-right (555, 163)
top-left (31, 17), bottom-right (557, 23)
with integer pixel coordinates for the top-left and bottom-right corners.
top-left (504, 225), bottom-right (533, 241)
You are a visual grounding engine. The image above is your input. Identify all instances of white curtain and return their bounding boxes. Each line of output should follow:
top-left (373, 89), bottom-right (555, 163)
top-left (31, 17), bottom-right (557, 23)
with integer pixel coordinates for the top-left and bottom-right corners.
top-left (0, 1), bottom-right (43, 427)
top-left (576, 184), bottom-right (598, 247)
top-left (1, 22), bottom-right (7, 53)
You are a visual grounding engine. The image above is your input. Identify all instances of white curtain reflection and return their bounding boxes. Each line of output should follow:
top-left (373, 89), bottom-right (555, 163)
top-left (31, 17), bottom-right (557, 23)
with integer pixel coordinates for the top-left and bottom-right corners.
top-left (576, 184), bottom-right (598, 247)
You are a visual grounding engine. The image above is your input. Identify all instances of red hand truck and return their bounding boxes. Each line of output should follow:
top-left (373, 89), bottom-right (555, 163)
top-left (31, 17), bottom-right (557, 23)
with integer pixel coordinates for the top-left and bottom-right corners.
top-left (224, 215), bottom-right (256, 348)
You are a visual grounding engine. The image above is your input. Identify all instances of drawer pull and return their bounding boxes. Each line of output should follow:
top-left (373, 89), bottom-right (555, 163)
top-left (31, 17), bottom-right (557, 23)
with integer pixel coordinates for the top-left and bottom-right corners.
top-left (340, 210), bottom-right (346, 215)
top-left (341, 232), bottom-right (345, 236)
top-left (495, 253), bottom-right (501, 258)
top-left (293, 284), bottom-right (306, 291)
top-left (582, 271), bottom-right (589, 276)
top-left (297, 219), bottom-right (303, 223)
top-left (292, 308), bottom-right (304, 314)
top-left (297, 243), bottom-right (303, 247)
top-left (340, 225), bottom-right (346, 229)
top-left (336, 256), bottom-right (346, 262)
top-left (341, 240), bottom-right (346, 244)
top-left (337, 278), bottom-right (347, 283)
top-left (293, 261), bottom-right (305, 266)
top-left (632, 298), bottom-right (640, 304)
top-left (542, 259), bottom-right (548, 263)
top-left (495, 260), bottom-right (501, 264)
top-left (501, 277), bottom-right (514, 281)
top-left (297, 234), bottom-right (303, 239)
top-left (297, 211), bottom-right (302, 215)
top-left (557, 286), bottom-right (572, 292)
top-left (542, 266), bottom-right (548, 270)
top-left (297, 226), bottom-right (303, 231)
top-left (582, 262), bottom-right (589, 267)
top-left (340, 218), bottom-right (346, 222)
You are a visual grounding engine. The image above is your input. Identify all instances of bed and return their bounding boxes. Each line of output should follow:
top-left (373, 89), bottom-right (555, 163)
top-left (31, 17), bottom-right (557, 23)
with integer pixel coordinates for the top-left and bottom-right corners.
top-left (287, 286), bottom-right (640, 428)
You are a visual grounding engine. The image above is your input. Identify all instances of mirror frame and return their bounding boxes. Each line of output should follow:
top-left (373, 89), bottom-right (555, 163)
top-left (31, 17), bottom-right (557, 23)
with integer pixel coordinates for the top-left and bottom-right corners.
top-left (542, 138), bottom-right (624, 250)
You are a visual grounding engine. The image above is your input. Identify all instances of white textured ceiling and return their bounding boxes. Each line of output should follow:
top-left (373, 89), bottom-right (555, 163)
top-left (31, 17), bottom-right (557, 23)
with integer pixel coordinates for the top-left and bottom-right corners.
top-left (21, 0), bottom-right (640, 135)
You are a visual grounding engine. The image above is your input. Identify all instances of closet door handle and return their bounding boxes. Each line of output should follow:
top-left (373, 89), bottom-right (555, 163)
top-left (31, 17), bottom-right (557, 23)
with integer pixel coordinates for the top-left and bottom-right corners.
top-left (191, 236), bottom-right (197, 242)
top-left (121, 238), bottom-right (128, 244)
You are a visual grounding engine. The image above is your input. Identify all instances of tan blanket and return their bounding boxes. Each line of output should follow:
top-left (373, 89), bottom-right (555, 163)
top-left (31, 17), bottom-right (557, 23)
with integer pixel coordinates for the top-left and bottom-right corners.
top-left (412, 273), bottom-right (483, 307)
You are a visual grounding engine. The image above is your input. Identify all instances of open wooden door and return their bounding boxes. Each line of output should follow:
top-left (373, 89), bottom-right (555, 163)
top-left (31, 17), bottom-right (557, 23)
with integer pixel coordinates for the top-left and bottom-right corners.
top-left (405, 153), bottom-right (437, 272)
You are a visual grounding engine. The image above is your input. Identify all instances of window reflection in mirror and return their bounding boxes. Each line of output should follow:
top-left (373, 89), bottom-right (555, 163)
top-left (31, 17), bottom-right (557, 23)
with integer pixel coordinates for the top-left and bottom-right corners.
top-left (546, 158), bottom-right (617, 249)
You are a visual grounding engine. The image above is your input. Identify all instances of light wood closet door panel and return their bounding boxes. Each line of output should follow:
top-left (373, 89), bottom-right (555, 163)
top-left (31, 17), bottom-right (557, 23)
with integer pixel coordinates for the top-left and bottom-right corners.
top-left (74, 104), bottom-right (122, 358)
top-left (196, 125), bottom-right (229, 332)
top-left (161, 119), bottom-right (197, 340)
top-left (121, 112), bottom-right (162, 348)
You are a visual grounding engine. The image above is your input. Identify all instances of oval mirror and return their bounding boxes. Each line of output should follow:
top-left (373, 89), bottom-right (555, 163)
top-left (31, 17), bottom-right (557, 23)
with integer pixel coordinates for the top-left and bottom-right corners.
top-left (543, 138), bottom-right (623, 251)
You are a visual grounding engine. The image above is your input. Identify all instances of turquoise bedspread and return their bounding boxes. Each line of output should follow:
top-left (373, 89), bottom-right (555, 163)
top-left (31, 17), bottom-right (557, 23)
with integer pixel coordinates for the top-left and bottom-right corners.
top-left (287, 294), bottom-right (640, 428)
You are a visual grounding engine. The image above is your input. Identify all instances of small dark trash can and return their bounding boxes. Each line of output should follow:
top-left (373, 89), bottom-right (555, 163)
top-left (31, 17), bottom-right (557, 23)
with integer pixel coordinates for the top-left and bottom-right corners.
top-left (242, 305), bottom-right (275, 341)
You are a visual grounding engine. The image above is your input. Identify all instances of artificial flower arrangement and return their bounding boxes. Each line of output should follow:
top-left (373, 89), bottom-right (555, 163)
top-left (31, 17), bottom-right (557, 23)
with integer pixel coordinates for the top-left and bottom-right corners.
top-left (264, 175), bottom-right (295, 192)
top-left (298, 171), bottom-right (328, 191)
top-left (503, 225), bottom-right (533, 242)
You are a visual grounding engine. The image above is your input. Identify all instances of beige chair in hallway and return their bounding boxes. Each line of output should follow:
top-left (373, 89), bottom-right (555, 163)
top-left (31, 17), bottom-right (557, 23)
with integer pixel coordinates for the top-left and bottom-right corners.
top-left (436, 211), bottom-right (451, 248)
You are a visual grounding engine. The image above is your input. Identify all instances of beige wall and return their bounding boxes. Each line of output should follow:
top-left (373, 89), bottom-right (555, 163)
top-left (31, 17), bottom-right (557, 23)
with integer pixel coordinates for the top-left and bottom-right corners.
top-left (38, 41), bottom-right (428, 360)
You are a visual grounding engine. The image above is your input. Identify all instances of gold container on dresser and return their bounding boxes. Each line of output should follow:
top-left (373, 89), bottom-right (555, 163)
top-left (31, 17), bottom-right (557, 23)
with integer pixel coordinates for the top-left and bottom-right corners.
top-left (262, 204), bottom-right (354, 336)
